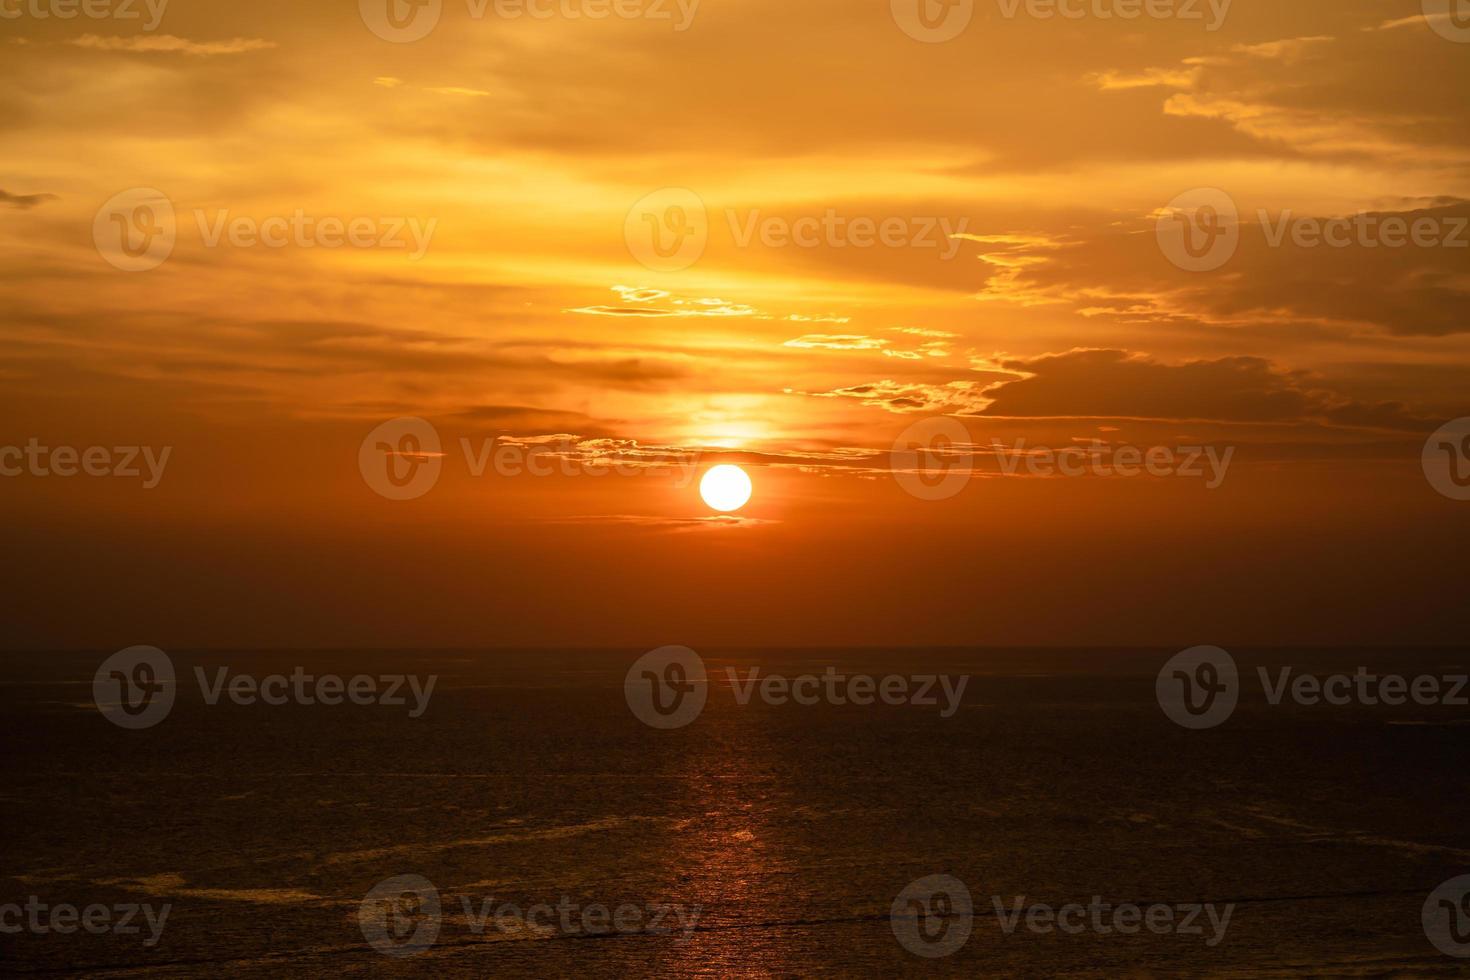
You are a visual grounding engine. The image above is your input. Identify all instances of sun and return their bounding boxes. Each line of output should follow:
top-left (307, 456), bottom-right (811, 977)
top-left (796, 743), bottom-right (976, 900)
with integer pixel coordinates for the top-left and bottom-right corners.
top-left (699, 464), bottom-right (753, 513)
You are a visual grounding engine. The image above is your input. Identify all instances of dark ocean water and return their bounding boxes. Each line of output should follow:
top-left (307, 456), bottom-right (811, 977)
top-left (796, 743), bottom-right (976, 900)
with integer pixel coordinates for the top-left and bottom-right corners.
top-left (1, 648), bottom-right (1467, 976)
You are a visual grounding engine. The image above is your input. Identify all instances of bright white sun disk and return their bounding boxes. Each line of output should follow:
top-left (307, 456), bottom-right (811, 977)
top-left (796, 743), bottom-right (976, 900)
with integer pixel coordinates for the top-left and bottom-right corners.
top-left (699, 465), bottom-right (753, 512)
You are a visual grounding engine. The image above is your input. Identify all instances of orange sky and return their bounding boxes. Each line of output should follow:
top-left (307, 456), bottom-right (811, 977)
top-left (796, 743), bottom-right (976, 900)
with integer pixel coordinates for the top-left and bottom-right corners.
top-left (2, 0), bottom-right (1468, 648)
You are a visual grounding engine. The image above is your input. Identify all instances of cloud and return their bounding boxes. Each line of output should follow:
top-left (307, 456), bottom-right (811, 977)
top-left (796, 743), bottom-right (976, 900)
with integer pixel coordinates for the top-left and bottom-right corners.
top-left (426, 87), bottom-right (493, 97)
top-left (786, 313), bottom-right (851, 324)
top-left (802, 379), bottom-right (993, 415)
top-left (970, 200), bottom-right (1470, 338)
top-left (974, 349), bottom-right (1432, 430)
top-left (613, 286), bottom-right (669, 303)
top-left (543, 514), bottom-right (779, 531)
top-left (892, 327), bottom-right (958, 339)
top-left (1084, 26), bottom-right (1467, 167)
top-left (797, 349), bottom-right (1443, 432)
top-left (1231, 36), bottom-right (1336, 61)
top-left (0, 190), bottom-right (58, 209)
top-left (566, 306), bottom-right (676, 317)
top-left (567, 289), bottom-right (759, 319)
top-left (445, 405), bottom-right (623, 438)
top-left (1088, 66), bottom-right (1204, 91)
top-left (784, 334), bottom-right (887, 351)
top-left (495, 435), bottom-right (701, 472)
top-left (1371, 13), bottom-right (1460, 32)
top-left (69, 35), bottom-right (276, 56)
top-left (784, 330), bottom-right (953, 358)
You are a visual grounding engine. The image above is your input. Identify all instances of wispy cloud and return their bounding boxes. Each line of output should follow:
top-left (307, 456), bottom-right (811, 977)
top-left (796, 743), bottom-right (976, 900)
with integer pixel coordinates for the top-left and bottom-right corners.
top-left (784, 334), bottom-right (887, 352)
top-left (543, 514), bottom-right (779, 531)
top-left (69, 35), bottom-right (276, 56)
top-left (425, 87), bottom-right (493, 97)
top-left (0, 190), bottom-right (58, 209)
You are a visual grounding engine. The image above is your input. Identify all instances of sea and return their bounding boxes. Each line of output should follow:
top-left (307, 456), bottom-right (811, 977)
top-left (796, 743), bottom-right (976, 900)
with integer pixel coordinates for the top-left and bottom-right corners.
top-left (1, 647), bottom-right (1466, 976)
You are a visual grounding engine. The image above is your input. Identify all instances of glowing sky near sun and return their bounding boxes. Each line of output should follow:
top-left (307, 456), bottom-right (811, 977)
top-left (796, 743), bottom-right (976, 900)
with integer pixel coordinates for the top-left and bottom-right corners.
top-left (0, 0), bottom-right (1467, 648)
